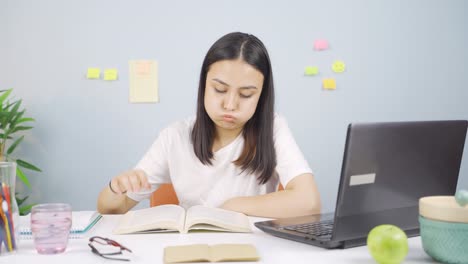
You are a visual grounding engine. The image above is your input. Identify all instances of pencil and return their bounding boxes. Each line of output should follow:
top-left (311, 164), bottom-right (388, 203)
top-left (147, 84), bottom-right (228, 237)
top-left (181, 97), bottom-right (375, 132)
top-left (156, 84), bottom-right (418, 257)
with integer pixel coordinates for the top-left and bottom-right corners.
top-left (0, 195), bottom-right (12, 251)
top-left (1, 184), bottom-right (15, 250)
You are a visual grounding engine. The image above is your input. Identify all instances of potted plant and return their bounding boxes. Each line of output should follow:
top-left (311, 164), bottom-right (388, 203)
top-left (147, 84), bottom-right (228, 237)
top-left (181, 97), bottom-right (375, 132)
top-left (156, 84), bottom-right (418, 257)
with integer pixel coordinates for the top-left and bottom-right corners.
top-left (0, 88), bottom-right (41, 215)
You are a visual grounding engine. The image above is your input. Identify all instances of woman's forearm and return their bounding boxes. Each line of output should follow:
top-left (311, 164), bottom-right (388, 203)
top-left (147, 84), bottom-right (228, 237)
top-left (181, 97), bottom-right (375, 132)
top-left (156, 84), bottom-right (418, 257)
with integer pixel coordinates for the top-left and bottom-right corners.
top-left (221, 173), bottom-right (321, 218)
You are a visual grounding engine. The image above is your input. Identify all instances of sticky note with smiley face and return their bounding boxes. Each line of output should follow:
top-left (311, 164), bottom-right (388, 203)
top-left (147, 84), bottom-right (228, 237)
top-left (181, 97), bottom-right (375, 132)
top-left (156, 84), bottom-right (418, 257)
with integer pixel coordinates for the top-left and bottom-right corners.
top-left (332, 60), bottom-right (346, 73)
top-left (323, 78), bottom-right (336, 90)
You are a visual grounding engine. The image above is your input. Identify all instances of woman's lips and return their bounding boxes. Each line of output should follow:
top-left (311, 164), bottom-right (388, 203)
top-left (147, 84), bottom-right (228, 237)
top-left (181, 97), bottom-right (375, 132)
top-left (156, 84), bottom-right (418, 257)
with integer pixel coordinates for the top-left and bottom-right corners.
top-left (222, 115), bottom-right (236, 122)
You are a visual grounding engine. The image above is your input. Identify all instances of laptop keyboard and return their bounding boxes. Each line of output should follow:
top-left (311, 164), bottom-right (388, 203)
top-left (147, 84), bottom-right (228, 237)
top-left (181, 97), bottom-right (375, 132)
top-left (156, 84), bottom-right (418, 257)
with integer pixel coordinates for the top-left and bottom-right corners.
top-left (284, 220), bottom-right (334, 238)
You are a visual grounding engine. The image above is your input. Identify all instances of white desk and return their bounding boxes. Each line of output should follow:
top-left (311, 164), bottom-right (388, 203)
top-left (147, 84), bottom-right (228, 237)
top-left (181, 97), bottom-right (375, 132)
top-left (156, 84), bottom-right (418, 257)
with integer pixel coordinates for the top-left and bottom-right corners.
top-left (4, 214), bottom-right (436, 264)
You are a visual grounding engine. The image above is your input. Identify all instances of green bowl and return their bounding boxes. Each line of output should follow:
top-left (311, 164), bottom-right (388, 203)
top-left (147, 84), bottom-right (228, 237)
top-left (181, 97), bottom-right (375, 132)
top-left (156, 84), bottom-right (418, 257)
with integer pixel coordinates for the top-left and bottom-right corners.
top-left (419, 216), bottom-right (468, 264)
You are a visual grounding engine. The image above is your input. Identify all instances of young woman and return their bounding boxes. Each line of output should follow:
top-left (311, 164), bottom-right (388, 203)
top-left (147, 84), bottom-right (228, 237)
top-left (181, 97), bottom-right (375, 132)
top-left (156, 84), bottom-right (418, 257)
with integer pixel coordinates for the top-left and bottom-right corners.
top-left (97, 32), bottom-right (321, 218)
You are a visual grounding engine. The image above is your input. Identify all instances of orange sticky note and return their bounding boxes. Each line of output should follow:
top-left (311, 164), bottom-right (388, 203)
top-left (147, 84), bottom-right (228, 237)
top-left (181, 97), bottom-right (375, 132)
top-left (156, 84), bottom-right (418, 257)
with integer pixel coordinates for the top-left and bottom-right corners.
top-left (323, 78), bottom-right (336, 90)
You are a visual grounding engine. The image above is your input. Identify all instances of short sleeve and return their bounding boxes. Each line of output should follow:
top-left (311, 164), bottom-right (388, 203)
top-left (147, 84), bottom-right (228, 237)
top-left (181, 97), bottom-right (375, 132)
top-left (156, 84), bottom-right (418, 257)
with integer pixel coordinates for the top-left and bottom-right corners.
top-left (126, 127), bottom-right (172, 202)
top-left (274, 114), bottom-right (313, 188)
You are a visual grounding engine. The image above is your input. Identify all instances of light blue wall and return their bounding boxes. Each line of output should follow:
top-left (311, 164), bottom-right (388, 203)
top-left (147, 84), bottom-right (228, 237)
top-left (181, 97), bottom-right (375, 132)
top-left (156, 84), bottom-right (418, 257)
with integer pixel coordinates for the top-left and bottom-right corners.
top-left (1, 0), bottom-right (467, 212)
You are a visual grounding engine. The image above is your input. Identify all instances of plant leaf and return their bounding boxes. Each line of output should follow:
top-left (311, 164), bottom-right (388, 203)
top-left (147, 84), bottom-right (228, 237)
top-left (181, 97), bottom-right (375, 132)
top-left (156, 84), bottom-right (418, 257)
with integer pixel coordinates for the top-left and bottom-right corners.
top-left (16, 159), bottom-right (42, 172)
top-left (0, 134), bottom-right (13, 139)
top-left (16, 117), bottom-right (35, 124)
top-left (5, 100), bottom-right (21, 126)
top-left (16, 167), bottom-right (31, 188)
top-left (11, 125), bottom-right (32, 133)
top-left (7, 135), bottom-right (24, 154)
top-left (0, 88), bottom-right (13, 106)
top-left (10, 109), bottom-right (25, 127)
top-left (19, 204), bottom-right (35, 215)
top-left (16, 195), bottom-right (29, 206)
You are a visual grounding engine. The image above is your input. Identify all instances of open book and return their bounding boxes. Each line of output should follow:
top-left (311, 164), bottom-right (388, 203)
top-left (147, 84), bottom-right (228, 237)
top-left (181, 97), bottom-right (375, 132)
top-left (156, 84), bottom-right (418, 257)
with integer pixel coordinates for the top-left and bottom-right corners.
top-left (113, 205), bottom-right (252, 234)
top-left (164, 244), bottom-right (260, 263)
top-left (20, 211), bottom-right (102, 239)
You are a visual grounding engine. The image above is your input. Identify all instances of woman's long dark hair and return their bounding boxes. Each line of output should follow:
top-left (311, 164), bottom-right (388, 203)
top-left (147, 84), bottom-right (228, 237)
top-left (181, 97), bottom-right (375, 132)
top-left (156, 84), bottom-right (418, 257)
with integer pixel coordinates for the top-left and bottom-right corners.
top-left (191, 32), bottom-right (276, 184)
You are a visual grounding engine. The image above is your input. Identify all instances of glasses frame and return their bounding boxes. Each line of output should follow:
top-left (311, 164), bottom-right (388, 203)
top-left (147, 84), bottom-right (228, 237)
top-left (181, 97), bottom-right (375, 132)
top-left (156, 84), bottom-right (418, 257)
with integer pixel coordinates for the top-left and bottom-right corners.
top-left (88, 236), bottom-right (132, 261)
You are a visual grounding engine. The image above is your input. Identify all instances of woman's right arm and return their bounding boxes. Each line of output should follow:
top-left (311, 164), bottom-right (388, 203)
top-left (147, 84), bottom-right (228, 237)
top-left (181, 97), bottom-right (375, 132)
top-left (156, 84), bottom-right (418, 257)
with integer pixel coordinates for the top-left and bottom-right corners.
top-left (97, 169), bottom-right (151, 214)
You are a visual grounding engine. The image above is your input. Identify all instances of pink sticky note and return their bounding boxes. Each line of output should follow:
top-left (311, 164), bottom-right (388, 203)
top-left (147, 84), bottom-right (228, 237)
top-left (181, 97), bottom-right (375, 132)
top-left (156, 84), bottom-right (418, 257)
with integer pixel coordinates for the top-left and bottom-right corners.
top-left (314, 39), bottom-right (329, 51)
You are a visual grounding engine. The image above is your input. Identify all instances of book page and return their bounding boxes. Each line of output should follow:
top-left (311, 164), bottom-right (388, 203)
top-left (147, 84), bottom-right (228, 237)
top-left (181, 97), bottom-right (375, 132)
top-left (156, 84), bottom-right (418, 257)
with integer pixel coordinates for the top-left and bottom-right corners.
top-left (164, 244), bottom-right (210, 263)
top-left (113, 205), bottom-right (185, 234)
top-left (211, 244), bottom-right (260, 262)
top-left (185, 205), bottom-right (251, 233)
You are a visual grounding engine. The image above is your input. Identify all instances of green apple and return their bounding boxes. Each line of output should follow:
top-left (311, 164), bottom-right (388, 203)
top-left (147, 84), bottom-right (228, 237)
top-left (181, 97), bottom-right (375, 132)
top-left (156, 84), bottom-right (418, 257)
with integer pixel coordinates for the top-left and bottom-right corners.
top-left (367, 225), bottom-right (409, 264)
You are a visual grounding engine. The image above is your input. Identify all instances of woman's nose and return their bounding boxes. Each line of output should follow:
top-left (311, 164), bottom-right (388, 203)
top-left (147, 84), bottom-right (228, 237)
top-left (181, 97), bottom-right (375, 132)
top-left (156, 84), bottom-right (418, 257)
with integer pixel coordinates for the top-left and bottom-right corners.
top-left (223, 92), bottom-right (238, 111)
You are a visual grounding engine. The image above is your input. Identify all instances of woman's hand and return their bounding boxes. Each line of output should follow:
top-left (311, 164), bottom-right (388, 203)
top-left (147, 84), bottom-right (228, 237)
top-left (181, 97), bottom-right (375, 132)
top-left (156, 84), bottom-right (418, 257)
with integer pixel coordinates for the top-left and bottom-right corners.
top-left (109, 169), bottom-right (151, 194)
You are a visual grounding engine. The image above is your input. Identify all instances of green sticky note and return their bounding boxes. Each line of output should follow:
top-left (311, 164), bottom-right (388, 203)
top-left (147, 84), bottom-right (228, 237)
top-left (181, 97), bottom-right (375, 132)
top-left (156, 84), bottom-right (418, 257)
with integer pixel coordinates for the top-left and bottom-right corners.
top-left (104, 69), bottom-right (118, 81)
top-left (87, 68), bottom-right (101, 79)
top-left (305, 66), bottom-right (319, 76)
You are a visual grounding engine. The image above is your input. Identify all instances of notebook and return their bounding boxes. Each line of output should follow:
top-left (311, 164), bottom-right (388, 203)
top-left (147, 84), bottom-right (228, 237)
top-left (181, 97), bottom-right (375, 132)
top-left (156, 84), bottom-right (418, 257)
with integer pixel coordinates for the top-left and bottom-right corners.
top-left (19, 211), bottom-right (102, 239)
top-left (164, 244), bottom-right (260, 263)
top-left (255, 120), bottom-right (468, 249)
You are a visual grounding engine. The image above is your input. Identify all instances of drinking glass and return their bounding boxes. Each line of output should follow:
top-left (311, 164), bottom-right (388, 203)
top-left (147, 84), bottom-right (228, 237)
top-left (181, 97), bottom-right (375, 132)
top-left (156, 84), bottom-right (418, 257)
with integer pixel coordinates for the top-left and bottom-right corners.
top-left (31, 203), bottom-right (72, 254)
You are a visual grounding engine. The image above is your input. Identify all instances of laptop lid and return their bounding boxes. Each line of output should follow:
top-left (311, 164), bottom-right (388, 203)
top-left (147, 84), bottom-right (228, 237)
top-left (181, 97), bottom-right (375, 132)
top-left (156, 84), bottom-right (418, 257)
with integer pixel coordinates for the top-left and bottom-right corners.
top-left (254, 120), bottom-right (467, 249)
top-left (331, 120), bottom-right (468, 247)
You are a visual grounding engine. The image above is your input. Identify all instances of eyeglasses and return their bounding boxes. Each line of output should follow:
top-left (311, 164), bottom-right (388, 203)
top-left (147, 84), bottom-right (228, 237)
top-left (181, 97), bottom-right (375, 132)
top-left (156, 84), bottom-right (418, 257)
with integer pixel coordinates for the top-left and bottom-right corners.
top-left (88, 236), bottom-right (133, 261)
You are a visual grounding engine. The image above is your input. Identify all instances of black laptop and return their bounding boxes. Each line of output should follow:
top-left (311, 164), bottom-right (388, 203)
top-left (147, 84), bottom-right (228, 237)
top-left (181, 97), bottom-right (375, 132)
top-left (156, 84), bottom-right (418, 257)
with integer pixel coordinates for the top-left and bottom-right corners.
top-left (255, 120), bottom-right (468, 249)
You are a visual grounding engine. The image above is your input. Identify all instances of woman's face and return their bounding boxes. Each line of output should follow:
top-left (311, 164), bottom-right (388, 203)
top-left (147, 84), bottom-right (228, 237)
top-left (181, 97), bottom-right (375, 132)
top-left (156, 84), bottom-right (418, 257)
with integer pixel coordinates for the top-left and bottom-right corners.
top-left (204, 59), bottom-right (264, 134)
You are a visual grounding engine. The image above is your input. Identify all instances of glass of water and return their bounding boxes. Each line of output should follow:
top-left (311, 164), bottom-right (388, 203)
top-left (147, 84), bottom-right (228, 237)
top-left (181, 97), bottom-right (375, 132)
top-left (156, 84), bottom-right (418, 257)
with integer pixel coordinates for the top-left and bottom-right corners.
top-left (31, 203), bottom-right (72, 254)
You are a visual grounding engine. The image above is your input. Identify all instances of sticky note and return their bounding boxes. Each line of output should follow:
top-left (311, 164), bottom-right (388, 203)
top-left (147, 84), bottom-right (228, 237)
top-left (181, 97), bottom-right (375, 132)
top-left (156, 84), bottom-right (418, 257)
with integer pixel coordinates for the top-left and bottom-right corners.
top-left (304, 66), bottom-right (319, 76)
top-left (104, 69), bottom-right (118, 81)
top-left (87, 68), bottom-right (100, 79)
top-left (332, 60), bottom-right (346, 73)
top-left (314, 39), bottom-right (329, 51)
top-left (129, 60), bottom-right (159, 103)
top-left (323, 78), bottom-right (336, 90)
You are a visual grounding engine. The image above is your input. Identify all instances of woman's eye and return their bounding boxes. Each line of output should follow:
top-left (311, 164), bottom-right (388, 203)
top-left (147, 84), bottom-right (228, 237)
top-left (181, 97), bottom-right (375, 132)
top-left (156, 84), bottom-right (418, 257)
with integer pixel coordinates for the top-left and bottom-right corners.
top-left (240, 93), bottom-right (253, 98)
top-left (214, 88), bottom-right (226, 93)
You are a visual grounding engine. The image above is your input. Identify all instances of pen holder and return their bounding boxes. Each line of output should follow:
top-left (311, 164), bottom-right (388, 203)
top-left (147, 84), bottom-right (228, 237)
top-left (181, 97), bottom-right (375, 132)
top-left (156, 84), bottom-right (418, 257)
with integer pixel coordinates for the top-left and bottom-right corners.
top-left (0, 161), bottom-right (19, 256)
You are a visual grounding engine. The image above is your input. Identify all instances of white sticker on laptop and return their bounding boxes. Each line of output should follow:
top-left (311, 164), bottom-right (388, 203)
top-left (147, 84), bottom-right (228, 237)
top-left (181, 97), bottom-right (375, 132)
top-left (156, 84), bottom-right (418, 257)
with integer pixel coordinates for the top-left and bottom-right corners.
top-left (349, 173), bottom-right (376, 186)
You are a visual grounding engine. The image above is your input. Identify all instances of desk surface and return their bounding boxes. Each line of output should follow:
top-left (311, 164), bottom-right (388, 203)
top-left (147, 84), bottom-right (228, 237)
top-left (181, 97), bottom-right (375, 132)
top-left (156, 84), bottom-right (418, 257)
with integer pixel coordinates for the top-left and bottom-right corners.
top-left (4, 214), bottom-right (436, 264)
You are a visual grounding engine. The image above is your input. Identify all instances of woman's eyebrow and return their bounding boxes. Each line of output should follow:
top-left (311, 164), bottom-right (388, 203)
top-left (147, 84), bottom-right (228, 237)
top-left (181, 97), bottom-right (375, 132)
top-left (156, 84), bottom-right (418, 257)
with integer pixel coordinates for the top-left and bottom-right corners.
top-left (212, 78), bottom-right (229, 86)
top-left (212, 78), bottom-right (257, 90)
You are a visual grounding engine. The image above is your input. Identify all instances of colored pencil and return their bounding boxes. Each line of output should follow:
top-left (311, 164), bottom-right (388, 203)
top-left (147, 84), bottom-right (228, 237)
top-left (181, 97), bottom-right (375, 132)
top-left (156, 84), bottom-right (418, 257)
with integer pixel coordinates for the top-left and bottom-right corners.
top-left (0, 195), bottom-right (12, 251)
top-left (1, 184), bottom-right (15, 250)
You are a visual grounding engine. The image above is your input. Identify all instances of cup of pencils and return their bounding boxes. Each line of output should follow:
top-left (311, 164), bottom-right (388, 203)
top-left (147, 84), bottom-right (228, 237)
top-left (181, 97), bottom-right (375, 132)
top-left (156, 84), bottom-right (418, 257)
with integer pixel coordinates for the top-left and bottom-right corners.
top-left (0, 161), bottom-right (19, 256)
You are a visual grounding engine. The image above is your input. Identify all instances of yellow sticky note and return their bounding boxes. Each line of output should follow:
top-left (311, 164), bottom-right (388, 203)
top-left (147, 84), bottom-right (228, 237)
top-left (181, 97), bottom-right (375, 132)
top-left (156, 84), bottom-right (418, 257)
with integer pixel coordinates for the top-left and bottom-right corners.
top-left (87, 68), bottom-right (100, 79)
top-left (323, 78), bottom-right (336, 90)
top-left (129, 60), bottom-right (159, 103)
top-left (332, 61), bottom-right (346, 73)
top-left (305, 66), bottom-right (319, 76)
top-left (104, 69), bottom-right (118, 81)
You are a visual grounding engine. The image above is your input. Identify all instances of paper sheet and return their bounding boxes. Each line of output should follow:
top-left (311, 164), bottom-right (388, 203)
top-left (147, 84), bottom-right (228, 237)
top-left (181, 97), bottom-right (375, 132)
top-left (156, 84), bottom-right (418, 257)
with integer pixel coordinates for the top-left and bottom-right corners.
top-left (129, 60), bottom-right (159, 103)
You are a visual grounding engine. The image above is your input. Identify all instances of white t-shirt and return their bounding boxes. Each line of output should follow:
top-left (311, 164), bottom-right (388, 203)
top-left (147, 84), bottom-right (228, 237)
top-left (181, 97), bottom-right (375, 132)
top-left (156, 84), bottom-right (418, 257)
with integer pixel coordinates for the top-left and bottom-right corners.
top-left (127, 113), bottom-right (312, 209)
